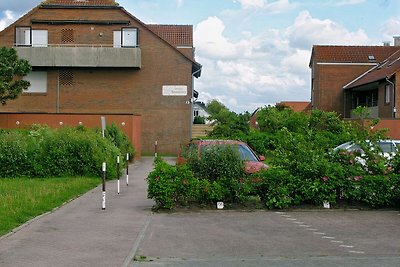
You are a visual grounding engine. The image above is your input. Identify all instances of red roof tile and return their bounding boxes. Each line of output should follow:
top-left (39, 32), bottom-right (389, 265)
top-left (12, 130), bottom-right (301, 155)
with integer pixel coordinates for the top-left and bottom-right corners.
top-left (277, 101), bottom-right (311, 112)
top-left (344, 50), bottom-right (400, 89)
top-left (147, 24), bottom-right (193, 47)
top-left (42, 0), bottom-right (117, 6)
top-left (310, 45), bottom-right (400, 65)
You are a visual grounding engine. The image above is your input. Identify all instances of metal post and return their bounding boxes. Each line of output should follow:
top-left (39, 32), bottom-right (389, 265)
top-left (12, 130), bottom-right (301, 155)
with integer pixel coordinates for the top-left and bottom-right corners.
top-left (117, 156), bottom-right (120, 194)
top-left (155, 140), bottom-right (158, 157)
top-left (126, 153), bottom-right (129, 186)
top-left (102, 162), bottom-right (106, 210)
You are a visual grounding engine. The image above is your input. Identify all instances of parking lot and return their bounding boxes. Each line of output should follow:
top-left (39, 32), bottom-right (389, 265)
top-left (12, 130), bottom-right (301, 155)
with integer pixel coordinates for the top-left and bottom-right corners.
top-left (132, 209), bottom-right (400, 267)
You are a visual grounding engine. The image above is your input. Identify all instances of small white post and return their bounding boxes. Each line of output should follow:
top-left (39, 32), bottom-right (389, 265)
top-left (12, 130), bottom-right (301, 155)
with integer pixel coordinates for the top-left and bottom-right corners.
top-left (126, 153), bottom-right (129, 186)
top-left (117, 156), bottom-right (120, 194)
top-left (102, 162), bottom-right (106, 210)
top-left (155, 140), bottom-right (158, 157)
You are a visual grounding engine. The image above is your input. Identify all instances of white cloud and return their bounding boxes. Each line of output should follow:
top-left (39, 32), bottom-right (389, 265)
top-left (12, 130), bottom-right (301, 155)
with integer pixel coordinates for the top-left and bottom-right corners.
top-left (285, 10), bottom-right (370, 49)
top-left (194, 15), bottom-right (310, 112)
top-left (381, 17), bottom-right (400, 42)
top-left (175, 0), bottom-right (184, 8)
top-left (0, 10), bottom-right (15, 31)
top-left (234, 0), bottom-right (265, 9)
top-left (334, 0), bottom-right (365, 6)
top-left (233, 0), bottom-right (296, 13)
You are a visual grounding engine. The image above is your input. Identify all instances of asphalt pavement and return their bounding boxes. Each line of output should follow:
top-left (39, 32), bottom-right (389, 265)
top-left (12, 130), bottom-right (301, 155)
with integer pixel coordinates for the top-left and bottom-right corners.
top-left (0, 157), bottom-right (399, 267)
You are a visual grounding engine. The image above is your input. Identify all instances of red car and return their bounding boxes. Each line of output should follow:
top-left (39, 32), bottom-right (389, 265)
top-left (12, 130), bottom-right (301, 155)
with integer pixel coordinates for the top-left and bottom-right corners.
top-left (177, 139), bottom-right (269, 173)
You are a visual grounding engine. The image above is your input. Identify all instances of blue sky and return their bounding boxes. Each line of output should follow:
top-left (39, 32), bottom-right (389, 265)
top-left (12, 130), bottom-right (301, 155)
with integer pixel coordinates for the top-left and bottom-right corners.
top-left (1, 0), bottom-right (399, 113)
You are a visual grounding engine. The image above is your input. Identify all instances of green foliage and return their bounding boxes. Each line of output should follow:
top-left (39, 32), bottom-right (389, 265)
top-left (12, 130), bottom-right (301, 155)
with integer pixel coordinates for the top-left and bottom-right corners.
top-left (105, 122), bottom-right (135, 160)
top-left (187, 145), bottom-right (245, 182)
top-left (147, 158), bottom-right (198, 209)
top-left (251, 167), bottom-right (300, 209)
top-left (206, 99), bottom-right (250, 138)
top-left (148, 103), bottom-right (400, 209)
top-left (193, 116), bottom-right (206, 124)
top-left (0, 125), bottom-right (133, 178)
top-left (0, 47), bottom-right (31, 105)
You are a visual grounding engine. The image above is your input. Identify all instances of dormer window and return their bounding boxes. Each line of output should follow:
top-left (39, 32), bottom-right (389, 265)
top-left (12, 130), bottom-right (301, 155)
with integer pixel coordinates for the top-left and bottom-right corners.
top-left (368, 55), bottom-right (375, 61)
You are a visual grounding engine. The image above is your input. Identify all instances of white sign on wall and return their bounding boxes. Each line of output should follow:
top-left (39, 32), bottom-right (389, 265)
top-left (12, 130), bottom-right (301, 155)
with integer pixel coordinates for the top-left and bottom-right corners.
top-left (162, 85), bottom-right (188, 96)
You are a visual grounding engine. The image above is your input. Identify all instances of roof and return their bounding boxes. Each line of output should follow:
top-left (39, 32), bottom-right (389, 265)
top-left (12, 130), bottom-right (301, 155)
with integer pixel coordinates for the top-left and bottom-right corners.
top-left (276, 101), bottom-right (311, 112)
top-left (310, 45), bottom-right (400, 67)
top-left (147, 25), bottom-right (193, 47)
top-left (344, 50), bottom-right (400, 89)
top-left (42, 0), bottom-right (118, 6)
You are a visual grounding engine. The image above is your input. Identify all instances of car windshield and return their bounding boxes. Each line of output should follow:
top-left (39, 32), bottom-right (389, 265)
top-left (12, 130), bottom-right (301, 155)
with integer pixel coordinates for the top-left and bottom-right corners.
top-left (199, 143), bottom-right (259, 161)
top-left (377, 141), bottom-right (396, 153)
top-left (238, 144), bottom-right (258, 161)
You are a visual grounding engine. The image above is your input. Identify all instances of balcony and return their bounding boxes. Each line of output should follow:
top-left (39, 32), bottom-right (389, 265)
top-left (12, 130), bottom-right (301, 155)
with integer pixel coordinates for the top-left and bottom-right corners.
top-left (15, 45), bottom-right (141, 68)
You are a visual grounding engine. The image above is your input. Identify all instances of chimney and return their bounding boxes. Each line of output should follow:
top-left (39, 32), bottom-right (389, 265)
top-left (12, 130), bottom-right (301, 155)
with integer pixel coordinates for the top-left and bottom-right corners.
top-left (383, 41), bottom-right (390, 46)
top-left (394, 36), bottom-right (400, 46)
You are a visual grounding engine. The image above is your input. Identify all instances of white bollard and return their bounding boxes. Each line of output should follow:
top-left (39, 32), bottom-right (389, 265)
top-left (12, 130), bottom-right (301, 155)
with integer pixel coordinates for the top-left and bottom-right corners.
top-left (126, 153), bottom-right (129, 186)
top-left (102, 162), bottom-right (106, 210)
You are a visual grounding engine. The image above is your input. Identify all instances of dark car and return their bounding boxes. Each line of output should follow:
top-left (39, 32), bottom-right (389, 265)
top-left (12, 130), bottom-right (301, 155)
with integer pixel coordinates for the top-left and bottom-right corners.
top-left (177, 139), bottom-right (269, 173)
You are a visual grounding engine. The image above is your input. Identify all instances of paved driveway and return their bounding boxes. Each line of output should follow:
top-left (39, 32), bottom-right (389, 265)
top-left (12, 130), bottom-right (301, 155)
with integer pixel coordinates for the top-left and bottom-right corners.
top-left (132, 210), bottom-right (400, 267)
top-left (0, 157), bottom-right (399, 267)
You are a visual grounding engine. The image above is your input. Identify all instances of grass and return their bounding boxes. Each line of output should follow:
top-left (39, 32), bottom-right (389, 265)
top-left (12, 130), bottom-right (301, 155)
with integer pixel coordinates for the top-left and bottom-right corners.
top-left (0, 177), bottom-right (100, 237)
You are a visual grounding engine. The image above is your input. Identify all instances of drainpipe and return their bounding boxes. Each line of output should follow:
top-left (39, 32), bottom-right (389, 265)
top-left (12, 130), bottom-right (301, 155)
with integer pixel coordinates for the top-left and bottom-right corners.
top-left (190, 68), bottom-right (202, 139)
top-left (57, 70), bottom-right (60, 113)
top-left (386, 77), bottom-right (395, 118)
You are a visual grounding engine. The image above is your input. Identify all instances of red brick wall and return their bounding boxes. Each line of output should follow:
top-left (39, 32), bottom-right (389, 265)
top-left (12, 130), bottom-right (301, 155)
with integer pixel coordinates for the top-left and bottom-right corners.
top-left (0, 6), bottom-right (195, 155)
top-left (312, 63), bottom-right (373, 115)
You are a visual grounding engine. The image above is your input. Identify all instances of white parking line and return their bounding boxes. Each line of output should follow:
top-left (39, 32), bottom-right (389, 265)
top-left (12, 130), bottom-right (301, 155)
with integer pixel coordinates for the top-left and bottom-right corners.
top-left (331, 240), bottom-right (344, 243)
top-left (322, 236), bottom-right (335, 239)
top-left (340, 245), bottom-right (354, 248)
top-left (306, 228), bottom-right (318, 231)
top-left (349, 250), bottom-right (365, 254)
top-left (299, 225), bottom-right (310, 227)
top-left (313, 232), bottom-right (326, 235)
top-left (286, 218), bottom-right (297, 221)
top-left (293, 221), bottom-right (304, 224)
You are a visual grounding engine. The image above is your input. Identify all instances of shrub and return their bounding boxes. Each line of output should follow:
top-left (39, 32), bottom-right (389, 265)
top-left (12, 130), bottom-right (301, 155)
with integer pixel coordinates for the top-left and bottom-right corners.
top-left (105, 122), bottom-right (135, 160)
top-left (0, 125), bottom-right (131, 178)
top-left (186, 145), bottom-right (245, 182)
top-left (251, 167), bottom-right (300, 209)
top-left (147, 158), bottom-right (198, 209)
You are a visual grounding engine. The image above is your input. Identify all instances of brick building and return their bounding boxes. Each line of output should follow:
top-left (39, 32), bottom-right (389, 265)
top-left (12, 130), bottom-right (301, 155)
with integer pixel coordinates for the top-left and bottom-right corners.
top-left (309, 41), bottom-right (400, 118)
top-left (0, 0), bottom-right (201, 155)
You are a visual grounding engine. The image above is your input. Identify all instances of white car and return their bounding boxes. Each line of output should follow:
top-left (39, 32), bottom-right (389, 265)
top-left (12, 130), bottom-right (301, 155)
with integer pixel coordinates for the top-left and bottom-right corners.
top-left (333, 140), bottom-right (400, 163)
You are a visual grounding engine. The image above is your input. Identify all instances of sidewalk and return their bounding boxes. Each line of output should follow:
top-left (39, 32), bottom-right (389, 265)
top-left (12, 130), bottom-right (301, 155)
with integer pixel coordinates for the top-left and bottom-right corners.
top-left (0, 157), bottom-right (158, 267)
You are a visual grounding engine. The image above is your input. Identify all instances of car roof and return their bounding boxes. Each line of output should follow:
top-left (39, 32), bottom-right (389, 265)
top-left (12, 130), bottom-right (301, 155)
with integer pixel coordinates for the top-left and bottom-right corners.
top-left (190, 139), bottom-right (246, 145)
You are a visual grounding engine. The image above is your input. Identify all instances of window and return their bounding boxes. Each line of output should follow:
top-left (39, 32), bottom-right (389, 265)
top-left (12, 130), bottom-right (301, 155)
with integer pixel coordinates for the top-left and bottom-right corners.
top-left (194, 110), bottom-right (199, 117)
top-left (16, 27), bottom-right (31, 46)
top-left (15, 27), bottom-right (48, 47)
top-left (32, 30), bottom-right (48, 47)
top-left (385, 84), bottom-right (391, 104)
top-left (122, 28), bottom-right (137, 47)
top-left (24, 71), bottom-right (47, 93)
top-left (114, 28), bottom-right (138, 48)
top-left (113, 31), bottom-right (121, 48)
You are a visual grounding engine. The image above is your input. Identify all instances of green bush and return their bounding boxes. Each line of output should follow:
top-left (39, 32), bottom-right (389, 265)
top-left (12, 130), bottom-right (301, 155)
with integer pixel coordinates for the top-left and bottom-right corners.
top-left (251, 167), bottom-right (300, 209)
top-left (147, 158), bottom-right (198, 209)
top-left (186, 145), bottom-right (245, 182)
top-left (0, 125), bottom-right (132, 178)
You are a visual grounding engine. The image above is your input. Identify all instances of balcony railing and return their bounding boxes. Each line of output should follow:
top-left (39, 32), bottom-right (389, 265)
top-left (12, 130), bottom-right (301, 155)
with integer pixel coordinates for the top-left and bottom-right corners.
top-left (15, 44), bottom-right (141, 68)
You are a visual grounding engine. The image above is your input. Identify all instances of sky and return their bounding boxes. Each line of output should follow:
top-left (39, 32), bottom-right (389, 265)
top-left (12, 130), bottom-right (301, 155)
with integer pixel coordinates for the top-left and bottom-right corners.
top-left (1, 0), bottom-right (399, 113)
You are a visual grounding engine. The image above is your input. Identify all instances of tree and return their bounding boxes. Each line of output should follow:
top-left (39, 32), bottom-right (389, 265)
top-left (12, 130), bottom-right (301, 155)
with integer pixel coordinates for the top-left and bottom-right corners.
top-left (206, 99), bottom-right (250, 138)
top-left (0, 47), bottom-right (31, 105)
